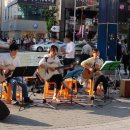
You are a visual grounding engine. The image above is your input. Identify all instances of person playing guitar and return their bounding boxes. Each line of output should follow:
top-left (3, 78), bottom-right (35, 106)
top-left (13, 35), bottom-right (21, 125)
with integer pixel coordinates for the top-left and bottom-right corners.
top-left (39, 45), bottom-right (76, 103)
top-left (81, 48), bottom-right (108, 98)
top-left (0, 44), bottom-right (33, 105)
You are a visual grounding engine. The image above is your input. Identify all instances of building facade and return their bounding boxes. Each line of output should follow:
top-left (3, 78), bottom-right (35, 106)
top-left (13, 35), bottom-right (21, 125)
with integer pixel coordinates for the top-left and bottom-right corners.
top-left (1, 0), bottom-right (56, 40)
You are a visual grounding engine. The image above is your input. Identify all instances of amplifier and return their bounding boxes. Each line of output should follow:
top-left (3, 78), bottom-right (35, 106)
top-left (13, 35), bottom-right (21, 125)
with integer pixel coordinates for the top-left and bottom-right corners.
top-left (120, 79), bottom-right (130, 98)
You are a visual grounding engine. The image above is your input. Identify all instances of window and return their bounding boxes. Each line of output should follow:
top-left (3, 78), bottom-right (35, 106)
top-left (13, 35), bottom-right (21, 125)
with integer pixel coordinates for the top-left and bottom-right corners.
top-left (8, 3), bottom-right (49, 20)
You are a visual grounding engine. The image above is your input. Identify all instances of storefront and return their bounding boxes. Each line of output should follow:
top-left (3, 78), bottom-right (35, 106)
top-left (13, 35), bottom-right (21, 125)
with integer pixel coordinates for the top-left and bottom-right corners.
top-left (1, 0), bottom-right (56, 40)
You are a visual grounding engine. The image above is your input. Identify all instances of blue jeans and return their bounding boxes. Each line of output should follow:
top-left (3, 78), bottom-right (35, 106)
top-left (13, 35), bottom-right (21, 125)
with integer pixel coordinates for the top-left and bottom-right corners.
top-left (7, 77), bottom-right (28, 100)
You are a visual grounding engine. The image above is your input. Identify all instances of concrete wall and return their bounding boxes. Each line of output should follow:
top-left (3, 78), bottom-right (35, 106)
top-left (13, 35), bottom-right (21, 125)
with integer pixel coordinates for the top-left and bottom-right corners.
top-left (1, 20), bottom-right (47, 32)
top-left (0, 52), bottom-right (46, 66)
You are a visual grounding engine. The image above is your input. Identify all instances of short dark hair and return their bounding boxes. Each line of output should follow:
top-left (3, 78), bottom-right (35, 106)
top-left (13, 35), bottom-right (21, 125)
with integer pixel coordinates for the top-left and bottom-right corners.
top-left (92, 48), bottom-right (99, 53)
top-left (50, 45), bottom-right (58, 52)
top-left (9, 44), bottom-right (19, 51)
top-left (50, 35), bottom-right (57, 39)
top-left (65, 34), bottom-right (73, 41)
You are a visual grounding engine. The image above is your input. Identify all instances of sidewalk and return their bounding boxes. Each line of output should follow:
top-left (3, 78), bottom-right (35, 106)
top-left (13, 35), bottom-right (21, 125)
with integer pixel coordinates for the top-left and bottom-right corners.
top-left (0, 66), bottom-right (130, 130)
top-left (1, 90), bottom-right (130, 130)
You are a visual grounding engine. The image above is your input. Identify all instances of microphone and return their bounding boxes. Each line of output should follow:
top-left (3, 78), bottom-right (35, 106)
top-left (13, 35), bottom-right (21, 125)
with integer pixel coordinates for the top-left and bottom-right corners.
top-left (44, 56), bottom-right (49, 62)
top-left (37, 56), bottom-right (43, 59)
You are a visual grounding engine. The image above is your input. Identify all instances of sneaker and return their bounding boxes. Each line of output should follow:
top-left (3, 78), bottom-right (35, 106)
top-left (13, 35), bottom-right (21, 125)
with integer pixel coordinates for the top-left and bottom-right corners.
top-left (90, 96), bottom-right (95, 100)
top-left (43, 99), bottom-right (46, 103)
top-left (24, 97), bottom-right (33, 103)
top-left (12, 100), bottom-right (19, 105)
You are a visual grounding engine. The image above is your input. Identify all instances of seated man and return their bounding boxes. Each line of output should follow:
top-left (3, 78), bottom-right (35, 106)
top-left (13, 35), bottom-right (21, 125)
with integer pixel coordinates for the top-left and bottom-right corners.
top-left (0, 44), bottom-right (33, 105)
top-left (81, 48), bottom-right (108, 98)
top-left (39, 45), bottom-right (76, 103)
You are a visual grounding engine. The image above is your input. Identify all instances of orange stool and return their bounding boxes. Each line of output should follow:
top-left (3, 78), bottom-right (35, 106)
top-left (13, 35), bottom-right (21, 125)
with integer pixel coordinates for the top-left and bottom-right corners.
top-left (60, 78), bottom-right (78, 99)
top-left (1, 81), bottom-right (21, 104)
top-left (43, 81), bottom-right (56, 98)
top-left (58, 85), bottom-right (68, 98)
top-left (85, 79), bottom-right (103, 96)
top-left (96, 82), bottom-right (103, 96)
top-left (85, 79), bottom-right (94, 96)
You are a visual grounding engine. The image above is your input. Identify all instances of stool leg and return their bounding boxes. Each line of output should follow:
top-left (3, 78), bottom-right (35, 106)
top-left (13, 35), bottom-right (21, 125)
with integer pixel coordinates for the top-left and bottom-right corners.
top-left (89, 80), bottom-right (94, 96)
top-left (7, 84), bottom-right (12, 104)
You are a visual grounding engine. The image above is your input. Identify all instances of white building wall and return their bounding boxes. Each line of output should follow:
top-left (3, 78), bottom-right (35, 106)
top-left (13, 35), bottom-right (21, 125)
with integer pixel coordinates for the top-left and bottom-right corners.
top-left (1, 0), bottom-right (47, 39)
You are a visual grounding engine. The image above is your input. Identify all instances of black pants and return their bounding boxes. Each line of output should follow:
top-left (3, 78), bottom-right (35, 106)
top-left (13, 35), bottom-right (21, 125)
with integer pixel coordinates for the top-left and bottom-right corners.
top-left (63, 58), bottom-right (74, 77)
top-left (48, 74), bottom-right (63, 90)
top-left (94, 75), bottom-right (108, 95)
top-left (122, 55), bottom-right (129, 73)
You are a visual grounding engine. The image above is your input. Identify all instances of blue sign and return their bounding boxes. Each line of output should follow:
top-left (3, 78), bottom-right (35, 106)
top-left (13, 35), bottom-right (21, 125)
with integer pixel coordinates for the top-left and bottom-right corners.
top-left (33, 23), bottom-right (38, 29)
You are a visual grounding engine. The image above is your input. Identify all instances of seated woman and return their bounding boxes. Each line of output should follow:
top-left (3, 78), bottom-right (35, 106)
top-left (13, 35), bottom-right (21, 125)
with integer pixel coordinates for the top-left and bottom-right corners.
top-left (39, 45), bottom-right (76, 103)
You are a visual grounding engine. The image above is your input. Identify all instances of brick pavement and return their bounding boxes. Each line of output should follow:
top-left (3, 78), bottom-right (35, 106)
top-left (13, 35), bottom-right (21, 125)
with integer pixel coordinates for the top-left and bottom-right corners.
top-left (0, 60), bottom-right (130, 130)
top-left (1, 92), bottom-right (130, 130)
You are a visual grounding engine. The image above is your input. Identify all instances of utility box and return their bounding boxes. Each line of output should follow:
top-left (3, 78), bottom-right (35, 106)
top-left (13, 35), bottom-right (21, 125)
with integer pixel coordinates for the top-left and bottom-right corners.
top-left (120, 79), bottom-right (130, 98)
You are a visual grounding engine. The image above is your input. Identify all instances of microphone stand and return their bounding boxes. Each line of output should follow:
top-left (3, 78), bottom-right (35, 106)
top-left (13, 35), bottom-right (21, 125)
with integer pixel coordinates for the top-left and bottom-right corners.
top-left (61, 70), bottom-right (85, 107)
top-left (42, 57), bottom-right (56, 109)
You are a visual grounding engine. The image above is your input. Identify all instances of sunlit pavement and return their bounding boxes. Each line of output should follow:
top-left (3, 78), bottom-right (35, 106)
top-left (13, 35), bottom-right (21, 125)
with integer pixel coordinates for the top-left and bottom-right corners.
top-left (0, 52), bottom-right (130, 130)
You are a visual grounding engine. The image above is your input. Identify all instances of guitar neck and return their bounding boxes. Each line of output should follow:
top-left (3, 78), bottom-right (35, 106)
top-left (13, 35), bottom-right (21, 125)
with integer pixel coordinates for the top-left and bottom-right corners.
top-left (55, 64), bottom-right (73, 70)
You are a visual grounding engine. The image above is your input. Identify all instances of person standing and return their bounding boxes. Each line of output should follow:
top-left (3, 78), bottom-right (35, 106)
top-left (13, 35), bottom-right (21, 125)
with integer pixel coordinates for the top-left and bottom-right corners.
top-left (50, 35), bottom-right (61, 55)
top-left (116, 39), bottom-right (122, 61)
top-left (62, 34), bottom-right (75, 76)
top-left (121, 39), bottom-right (129, 75)
top-left (0, 44), bottom-right (33, 105)
top-left (81, 39), bottom-right (92, 61)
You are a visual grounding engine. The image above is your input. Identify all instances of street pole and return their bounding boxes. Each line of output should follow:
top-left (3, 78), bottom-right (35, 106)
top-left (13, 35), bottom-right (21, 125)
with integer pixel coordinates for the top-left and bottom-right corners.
top-left (73, 0), bottom-right (76, 42)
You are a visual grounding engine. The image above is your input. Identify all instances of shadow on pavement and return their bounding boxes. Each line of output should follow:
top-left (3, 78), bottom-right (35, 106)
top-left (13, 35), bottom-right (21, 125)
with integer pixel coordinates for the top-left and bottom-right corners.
top-left (1, 114), bottom-right (52, 127)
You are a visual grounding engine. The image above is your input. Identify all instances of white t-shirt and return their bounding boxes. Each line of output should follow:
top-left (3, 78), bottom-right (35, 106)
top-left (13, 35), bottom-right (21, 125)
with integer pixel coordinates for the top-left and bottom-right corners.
top-left (0, 53), bottom-right (21, 67)
top-left (39, 54), bottom-right (62, 75)
top-left (81, 44), bottom-right (92, 55)
top-left (65, 42), bottom-right (75, 58)
top-left (39, 54), bottom-right (61, 65)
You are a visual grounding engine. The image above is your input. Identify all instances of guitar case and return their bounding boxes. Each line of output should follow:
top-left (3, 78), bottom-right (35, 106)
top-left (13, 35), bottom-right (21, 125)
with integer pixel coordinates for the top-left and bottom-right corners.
top-left (0, 100), bottom-right (10, 120)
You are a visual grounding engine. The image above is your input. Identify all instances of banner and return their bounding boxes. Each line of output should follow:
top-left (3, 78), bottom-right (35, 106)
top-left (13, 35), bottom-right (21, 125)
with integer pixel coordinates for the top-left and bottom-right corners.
top-left (17, 0), bottom-right (56, 5)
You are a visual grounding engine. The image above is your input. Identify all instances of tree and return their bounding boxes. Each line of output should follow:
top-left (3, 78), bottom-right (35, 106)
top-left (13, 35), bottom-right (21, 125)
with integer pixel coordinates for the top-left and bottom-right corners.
top-left (44, 8), bottom-right (58, 32)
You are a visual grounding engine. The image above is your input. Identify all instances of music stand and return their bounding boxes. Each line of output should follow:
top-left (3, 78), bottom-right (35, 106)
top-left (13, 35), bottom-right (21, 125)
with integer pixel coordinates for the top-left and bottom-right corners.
top-left (100, 61), bottom-right (121, 98)
top-left (11, 66), bottom-right (37, 111)
top-left (100, 61), bottom-right (121, 71)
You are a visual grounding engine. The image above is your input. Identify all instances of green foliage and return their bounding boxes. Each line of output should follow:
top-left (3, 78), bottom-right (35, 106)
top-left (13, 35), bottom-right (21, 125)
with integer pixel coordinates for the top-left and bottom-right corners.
top-left (44, 8), bottom-right (58, 32)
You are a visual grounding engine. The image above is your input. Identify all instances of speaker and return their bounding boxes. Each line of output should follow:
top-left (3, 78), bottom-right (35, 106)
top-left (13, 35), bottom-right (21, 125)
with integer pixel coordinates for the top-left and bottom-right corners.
top-left (120, 79), bottom-right (130, 98)
top-left (0, 100), bottom-right (10, 120)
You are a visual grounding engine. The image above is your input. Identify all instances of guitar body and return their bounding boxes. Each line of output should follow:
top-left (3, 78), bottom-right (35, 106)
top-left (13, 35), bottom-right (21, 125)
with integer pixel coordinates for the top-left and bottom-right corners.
top-left (38, 63), bottom-right (72, 81)
top-left (82, 69), bottom-right (93, 80)
top-left (0, 71), bottom-right (6, 83)
top-left (38, 63), bottom-right (61, 81)
top-left (0, 65), bottom-right (15, 83)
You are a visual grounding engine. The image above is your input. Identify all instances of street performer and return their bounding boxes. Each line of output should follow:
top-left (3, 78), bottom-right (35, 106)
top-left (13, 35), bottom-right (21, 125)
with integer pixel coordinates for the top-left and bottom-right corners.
top-left (0, 44), bottom-right (33, 105)
top-left (39, 45), bottom-right (76, 103)
top-left (81, 48), bottom-right (108, 98)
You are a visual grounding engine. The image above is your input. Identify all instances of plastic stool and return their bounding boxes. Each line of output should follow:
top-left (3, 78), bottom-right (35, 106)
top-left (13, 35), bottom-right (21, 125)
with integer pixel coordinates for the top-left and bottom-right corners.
top-left (1, 82), bottom-right (21, 104)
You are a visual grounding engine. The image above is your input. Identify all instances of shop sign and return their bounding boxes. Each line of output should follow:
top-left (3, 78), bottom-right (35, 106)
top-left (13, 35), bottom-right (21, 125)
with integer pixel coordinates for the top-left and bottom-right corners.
top-left (33, 23), bottom-right (38, 29)
top-left (17, 0), bottom-right (56, 5)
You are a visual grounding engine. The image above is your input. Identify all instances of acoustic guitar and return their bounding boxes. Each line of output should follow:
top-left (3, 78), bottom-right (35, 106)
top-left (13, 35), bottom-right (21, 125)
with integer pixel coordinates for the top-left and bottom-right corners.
top-left (0, 65), bottom-right (15, 83)
top-left (82, 64), bottom-right (100, 80)
top-left (82, 69), bottom-right (94, 79)
top-left (38, 63), bottom-right (73, 81)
